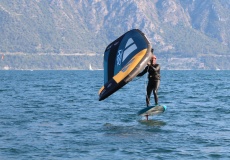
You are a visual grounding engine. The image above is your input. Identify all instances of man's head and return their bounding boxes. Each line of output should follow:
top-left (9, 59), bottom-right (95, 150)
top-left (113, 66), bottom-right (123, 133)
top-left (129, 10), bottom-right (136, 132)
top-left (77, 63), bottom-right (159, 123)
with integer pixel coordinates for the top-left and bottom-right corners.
top-left (151, 55), bottom-right (157, 64)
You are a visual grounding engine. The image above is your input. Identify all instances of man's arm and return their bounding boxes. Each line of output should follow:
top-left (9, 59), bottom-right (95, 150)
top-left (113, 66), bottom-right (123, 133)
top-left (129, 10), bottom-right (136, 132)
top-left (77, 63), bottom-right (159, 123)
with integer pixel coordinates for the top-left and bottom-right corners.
top-left (151, 64), bottom-right (160, 71)
top-left (137, 66), bottom-right (148, 77)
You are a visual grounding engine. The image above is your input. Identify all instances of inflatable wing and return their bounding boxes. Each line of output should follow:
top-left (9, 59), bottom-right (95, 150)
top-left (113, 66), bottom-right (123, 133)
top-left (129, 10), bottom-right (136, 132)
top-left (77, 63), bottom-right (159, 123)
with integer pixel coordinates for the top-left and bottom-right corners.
top-left (98, 29), bottom-right (152, 101)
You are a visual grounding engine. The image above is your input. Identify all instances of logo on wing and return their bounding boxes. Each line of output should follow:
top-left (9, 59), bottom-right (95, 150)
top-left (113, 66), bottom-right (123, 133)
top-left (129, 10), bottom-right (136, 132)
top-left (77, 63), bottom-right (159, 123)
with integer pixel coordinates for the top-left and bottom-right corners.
top-left (116, 50), bottom-right (123, 66)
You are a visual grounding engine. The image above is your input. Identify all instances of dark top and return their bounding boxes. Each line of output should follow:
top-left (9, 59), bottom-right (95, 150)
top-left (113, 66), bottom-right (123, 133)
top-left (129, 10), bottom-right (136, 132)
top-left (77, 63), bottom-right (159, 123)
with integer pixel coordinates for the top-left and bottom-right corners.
top-left (137, 63), bottom-right (160, 81)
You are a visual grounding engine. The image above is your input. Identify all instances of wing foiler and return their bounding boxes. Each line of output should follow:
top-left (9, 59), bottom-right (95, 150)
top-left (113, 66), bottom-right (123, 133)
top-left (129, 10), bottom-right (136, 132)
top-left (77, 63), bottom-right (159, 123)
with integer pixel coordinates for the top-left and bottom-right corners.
top-left (98, 29), bottom-right (152, 101)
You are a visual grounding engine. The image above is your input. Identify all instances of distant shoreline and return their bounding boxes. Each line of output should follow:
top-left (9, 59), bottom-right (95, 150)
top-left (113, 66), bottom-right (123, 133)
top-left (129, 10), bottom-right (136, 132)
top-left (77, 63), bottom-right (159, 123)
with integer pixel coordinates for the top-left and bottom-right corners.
top-left (1, 53), bottom-right (230, 70)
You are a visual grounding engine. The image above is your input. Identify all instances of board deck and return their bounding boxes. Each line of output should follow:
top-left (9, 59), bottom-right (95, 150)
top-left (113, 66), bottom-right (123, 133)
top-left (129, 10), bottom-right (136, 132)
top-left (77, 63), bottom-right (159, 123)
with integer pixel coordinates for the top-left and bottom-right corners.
top-left (137, 105), bottom-right (167, 116)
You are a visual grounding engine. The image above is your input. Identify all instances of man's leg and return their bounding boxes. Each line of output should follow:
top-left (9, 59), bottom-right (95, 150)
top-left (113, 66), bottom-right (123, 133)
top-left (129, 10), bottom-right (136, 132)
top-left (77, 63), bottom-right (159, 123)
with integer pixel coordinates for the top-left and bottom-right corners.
top-left (146, 84), bottom-right (152, 107)
top-left (146, 95), bottom-right (150, 107)
top-left (153, 80), bottom-right (160, 105)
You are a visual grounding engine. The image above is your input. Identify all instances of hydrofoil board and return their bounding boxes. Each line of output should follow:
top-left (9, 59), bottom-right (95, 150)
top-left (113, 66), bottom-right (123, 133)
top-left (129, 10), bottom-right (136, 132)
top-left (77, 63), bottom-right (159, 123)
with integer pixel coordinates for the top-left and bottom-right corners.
top-left (138, 105), bottom-right (167, 117)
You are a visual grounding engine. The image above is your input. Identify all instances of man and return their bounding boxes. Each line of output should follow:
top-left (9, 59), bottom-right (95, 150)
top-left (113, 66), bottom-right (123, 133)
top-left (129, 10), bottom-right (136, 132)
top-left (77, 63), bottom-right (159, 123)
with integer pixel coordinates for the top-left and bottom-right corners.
top-left (137, 49), bottom-right (160, 106)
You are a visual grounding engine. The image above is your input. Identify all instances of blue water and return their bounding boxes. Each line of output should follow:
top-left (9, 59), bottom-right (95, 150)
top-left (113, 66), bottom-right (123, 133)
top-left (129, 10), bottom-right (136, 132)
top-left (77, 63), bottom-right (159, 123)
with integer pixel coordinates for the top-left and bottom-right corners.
top-left (0, 70), bottom-right (230, 160)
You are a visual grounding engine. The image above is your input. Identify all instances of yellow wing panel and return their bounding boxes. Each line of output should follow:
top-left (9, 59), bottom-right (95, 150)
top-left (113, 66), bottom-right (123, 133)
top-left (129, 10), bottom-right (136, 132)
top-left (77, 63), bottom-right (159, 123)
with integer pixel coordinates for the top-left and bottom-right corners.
top-left (98, 86), bottom-right (104, 95)
top-left (113, 49), bottom-right (147, 83)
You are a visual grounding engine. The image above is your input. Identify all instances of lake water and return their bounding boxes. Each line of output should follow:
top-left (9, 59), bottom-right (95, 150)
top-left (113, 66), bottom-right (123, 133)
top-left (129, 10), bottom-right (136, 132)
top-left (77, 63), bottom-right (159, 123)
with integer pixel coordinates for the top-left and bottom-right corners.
top-left (0, 70), bottom-right (230, 160)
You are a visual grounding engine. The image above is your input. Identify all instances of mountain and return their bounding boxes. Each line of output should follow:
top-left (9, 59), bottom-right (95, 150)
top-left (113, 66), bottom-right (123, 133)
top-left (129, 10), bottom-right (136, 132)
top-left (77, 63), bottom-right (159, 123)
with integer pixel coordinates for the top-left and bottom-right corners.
top-left (0, 0), bottom-right (230, 70)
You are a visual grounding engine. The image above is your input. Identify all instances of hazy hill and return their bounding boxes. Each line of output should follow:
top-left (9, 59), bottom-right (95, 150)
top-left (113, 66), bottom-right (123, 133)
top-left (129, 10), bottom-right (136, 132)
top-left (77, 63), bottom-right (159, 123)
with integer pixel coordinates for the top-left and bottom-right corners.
top-left (0, 0), bottom-right (230, 69)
